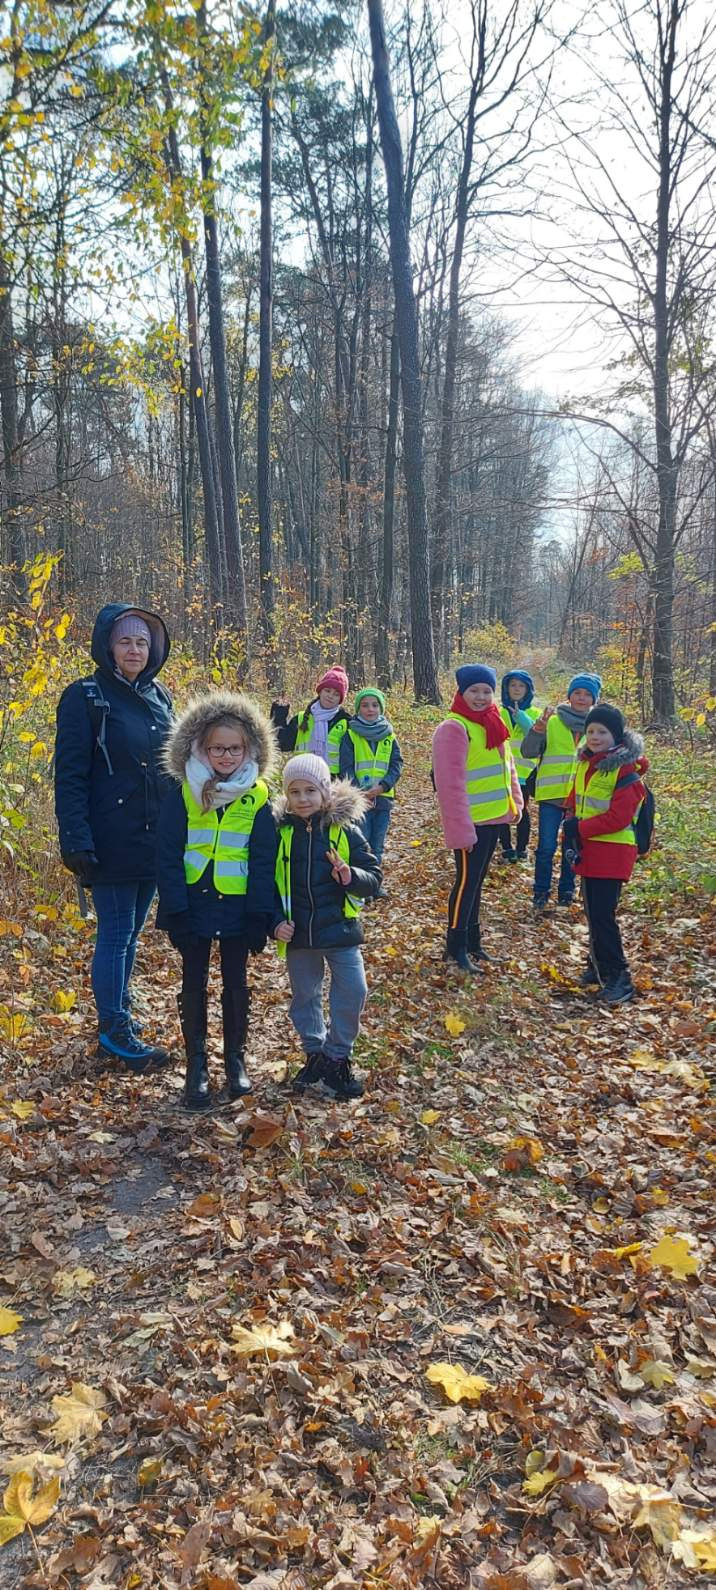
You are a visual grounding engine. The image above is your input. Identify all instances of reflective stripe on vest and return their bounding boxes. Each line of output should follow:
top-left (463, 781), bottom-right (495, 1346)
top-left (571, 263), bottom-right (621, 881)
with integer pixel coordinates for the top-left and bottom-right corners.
top-left (535, 715), bottom-right (581, 802)
top-left (182, 780), bottom-right (269, 894)
top-left (348, 730), bottom-right (395, 797)
top-left (499, 705), bottom-right (539, 783)
top-left (295, 712), bottom-right (347, 774)
top-left (275, 822), bottom-right (360, 958)
top-left (573, 761), bottom-right (636, 846)
top-left (446, 713), bottom-right (512, 822)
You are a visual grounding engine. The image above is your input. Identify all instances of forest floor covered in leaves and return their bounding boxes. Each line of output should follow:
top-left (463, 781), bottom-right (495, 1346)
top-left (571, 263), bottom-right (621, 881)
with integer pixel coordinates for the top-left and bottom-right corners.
top-left (1, 714), bottom-right (715, 1589)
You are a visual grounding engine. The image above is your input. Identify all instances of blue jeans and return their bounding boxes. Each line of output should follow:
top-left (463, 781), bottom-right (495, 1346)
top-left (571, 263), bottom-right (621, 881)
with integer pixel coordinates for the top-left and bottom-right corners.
top-left (286, 946), bottom-right (367, 1059)
top-left (534, 802), bottom-right (574, 900)
top-left (360, 796), bottom-right (392, 863)
top-left (90, 881), bottom-right (156, 1029)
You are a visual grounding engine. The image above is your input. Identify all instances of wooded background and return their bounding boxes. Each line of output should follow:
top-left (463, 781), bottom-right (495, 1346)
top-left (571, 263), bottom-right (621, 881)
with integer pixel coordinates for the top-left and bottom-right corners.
top-left (1, 0), bottom-right (715, 718)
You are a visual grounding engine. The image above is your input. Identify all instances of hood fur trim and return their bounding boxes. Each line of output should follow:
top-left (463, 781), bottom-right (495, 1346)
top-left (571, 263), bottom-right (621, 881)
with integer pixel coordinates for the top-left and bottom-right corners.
top-left (577, 728), bottom-right (644, 771)
top-left (164, 691), bottom-right (277, 783)
top-left (272, 777), bottom-right (368, 827)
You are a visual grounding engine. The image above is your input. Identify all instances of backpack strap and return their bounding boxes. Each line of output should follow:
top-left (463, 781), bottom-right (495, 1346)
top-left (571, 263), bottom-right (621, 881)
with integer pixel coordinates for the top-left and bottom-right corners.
top-left (81, 678), bottom-right (113, 776)
top-left (615, 770), bottom-right (640, 790)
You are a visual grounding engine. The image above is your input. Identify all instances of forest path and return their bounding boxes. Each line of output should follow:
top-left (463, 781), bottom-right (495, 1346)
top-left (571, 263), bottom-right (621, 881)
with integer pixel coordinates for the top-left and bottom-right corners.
top-left (1, 729), bottom-right (714, 1587)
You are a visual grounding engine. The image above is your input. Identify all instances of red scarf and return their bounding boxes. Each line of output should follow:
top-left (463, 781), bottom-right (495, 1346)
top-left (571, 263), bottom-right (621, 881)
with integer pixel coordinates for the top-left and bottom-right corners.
top-left (450, 691), bottom-right (510, 750)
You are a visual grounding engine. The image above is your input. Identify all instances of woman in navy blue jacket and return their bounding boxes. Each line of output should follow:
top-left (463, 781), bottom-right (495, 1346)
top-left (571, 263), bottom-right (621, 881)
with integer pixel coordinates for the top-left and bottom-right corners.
top-left (54, 604), bottom-right (173, 1070)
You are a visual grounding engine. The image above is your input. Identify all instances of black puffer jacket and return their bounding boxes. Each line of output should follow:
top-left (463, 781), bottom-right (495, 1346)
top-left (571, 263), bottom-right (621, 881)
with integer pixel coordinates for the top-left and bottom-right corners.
top-left (272, 781), bottom-right (381, 949)
top-left (54, 603), bottom-right (172, 884)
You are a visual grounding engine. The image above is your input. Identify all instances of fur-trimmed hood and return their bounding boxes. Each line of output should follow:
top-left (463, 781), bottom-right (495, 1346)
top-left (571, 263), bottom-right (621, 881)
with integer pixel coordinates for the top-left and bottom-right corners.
top-left (272, 777), bottom-right (368, 828)
top-left (577, 728), bottom-right (646, 772)
top-left (163, 691), bottom-right (277, 783)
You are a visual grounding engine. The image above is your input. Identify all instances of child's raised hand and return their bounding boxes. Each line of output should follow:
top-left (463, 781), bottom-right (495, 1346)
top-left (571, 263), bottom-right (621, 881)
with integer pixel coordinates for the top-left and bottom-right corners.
top-left (275, 920), bottom-right (295, 942)
top-left (326, 846), bottom-right (352, 885)
top-left (536, 705), bottom-right (555, 727)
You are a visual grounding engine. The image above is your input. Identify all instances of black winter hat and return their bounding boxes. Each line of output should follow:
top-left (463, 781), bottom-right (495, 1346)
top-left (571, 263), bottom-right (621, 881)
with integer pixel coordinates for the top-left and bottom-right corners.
top-left (585, 703), bottom-right (625, 742)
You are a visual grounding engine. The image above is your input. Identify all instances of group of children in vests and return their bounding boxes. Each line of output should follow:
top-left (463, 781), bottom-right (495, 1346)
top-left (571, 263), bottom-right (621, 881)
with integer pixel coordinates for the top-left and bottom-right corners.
top-left (153, 660), bottom-right (646, 1110)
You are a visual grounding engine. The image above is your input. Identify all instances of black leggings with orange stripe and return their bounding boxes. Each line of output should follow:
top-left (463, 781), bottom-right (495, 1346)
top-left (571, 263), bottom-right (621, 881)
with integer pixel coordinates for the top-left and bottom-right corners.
top-left (448, 825), bottom-right (500, 940)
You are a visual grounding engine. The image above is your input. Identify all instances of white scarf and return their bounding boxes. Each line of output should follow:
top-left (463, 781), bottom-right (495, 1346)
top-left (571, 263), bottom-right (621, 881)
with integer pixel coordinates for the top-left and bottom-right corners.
top-left (185, 750), bottom-right (259, 811)
top-left (308, 699), bottom-right (340, 763)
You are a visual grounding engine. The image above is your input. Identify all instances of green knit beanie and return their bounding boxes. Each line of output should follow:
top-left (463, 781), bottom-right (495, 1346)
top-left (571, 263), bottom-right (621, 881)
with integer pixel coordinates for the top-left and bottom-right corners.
top-left (354, 686), bottom-right (386, 713)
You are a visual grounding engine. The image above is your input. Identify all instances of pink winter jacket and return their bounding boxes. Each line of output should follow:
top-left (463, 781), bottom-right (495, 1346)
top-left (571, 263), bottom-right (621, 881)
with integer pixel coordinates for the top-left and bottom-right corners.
top-left (432, 718), bottom-right (523, 850)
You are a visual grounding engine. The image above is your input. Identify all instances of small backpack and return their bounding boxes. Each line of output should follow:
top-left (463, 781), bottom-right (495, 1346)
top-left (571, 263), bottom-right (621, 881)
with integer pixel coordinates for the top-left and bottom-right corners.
top-left (618, 770), bottom-right (655, 855)
top-left (80, 676), bottom-right (172, 777)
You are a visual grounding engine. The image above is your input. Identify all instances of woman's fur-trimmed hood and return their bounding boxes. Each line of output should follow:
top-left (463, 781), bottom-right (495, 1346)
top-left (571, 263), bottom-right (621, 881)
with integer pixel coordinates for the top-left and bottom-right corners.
top-left (164, 691), bottom-right (278, 783)
top-left (577, 728), bottom-right (645, 772)
top-left (272, 777), bottom-right (368, 828)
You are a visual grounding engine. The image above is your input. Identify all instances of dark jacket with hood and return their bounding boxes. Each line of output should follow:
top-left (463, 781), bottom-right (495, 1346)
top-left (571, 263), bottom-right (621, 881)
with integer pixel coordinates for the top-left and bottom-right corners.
top-left (156, 692), bottom-right (278, 940)
top-left (270, 698), bottom-right (350, 754)
top-left (54, 603), bottom-right (173, 884)
top-left (272, 780), bottom-right (381, 950)
top-left (564, 730), bottom-right (648, 882)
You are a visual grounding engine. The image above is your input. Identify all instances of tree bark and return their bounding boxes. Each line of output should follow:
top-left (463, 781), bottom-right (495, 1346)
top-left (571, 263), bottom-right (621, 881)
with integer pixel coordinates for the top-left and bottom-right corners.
top-left (650, 0), bottom-right (678, 721)
top-left (367, 0), bottom-right (439, 702)
top-left (257, 0), bottom-right (277, 679)
top-left (0, 244), bottom-right (25, 596)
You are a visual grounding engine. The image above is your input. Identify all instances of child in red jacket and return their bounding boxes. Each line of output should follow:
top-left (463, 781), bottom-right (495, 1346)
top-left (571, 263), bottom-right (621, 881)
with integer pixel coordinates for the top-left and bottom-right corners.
top-left (562, 703), bottom-right (648, 1006)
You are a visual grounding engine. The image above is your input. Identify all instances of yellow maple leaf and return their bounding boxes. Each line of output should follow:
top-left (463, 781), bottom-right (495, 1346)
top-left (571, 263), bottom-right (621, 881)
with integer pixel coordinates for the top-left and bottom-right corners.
top-left (3, 1470), bottom-right (60, 1526)
top-left (10, 1101), bottom-right (34, 1120)
top-left (50, 1383), bottom-right (107, 1445)
top-left (51, 990), bottom-right (76, 1013)
top-left (0, 1515), bottom-right (25, 1545)
top-left (639, 1359), bottom-right (675, 1390)
top-left (608, 1241), bottom-right (643, 1260)
top-left (0, 1009), bottom-right (30, 1041)
top-left (0, 1308), bottom-right (22, 1337)
top-left (646, 1234), bottom-right (700, 1280)
top-left (51, 1267), bottom-right (96, 1298)
top-left (522, 1467), bottom-right (559, 1496)
top-left (633, 1492), bottom-right (682, 1548)
top-left (420, 1108), bottom-right (441, 1126)
top-left (507, 1135), bottom-right (544, 1165)
top-left (677, 1528), bottom-right (716, 1572)
top-left (230, 1320), bottom-right (295, 1357)
top-left (444, 1013), bottom-right (465, 1036)
top-left (425, 1361), bottom-right (493, 1405)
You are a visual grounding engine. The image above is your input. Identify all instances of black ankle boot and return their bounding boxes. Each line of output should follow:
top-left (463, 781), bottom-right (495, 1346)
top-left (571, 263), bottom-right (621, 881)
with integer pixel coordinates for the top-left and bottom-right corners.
top-left (179, 988), bottom-right (212, 1110)
top-left (222, 989), bottom-right (252, 1099)
top-left (467, 927), bottom-right (489, 964)
top-left (444, 928), bottom-right (479, 973)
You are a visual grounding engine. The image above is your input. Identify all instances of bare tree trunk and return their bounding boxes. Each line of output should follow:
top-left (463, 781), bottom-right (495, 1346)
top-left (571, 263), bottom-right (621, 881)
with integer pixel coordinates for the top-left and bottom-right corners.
top-left (376, 320), bottom-right (399, 689)
top-left (0, 244), bottom-right (25, 596)
top-left (257, 0), bottom-right (276, 680)
top-left (197, 2), bottom-right (247, 642)
top-left (651, 0), bottom-right (678, 722)
top-left (367, 0), bottom-right (439, 702)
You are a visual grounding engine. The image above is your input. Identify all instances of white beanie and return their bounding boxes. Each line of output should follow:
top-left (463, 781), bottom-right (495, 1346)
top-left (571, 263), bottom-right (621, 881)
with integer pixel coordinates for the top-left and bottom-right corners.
top-left (282, 754), bottom-right (331, 796)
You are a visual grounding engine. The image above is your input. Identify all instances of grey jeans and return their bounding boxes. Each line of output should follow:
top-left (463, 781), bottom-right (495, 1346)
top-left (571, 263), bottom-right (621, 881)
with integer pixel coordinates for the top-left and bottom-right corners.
top-left (286, 945), bottom-right (367, 1059)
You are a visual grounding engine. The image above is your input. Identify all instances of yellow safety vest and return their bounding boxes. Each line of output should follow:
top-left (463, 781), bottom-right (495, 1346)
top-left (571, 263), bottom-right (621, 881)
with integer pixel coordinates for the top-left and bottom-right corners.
top-left (275, 822), bottom-right (361, 958)
top-left (535, 715), bottom-right (581, 803)
top-left (348, 730), bottom-right (396, 798)
top-left (499, 705), bottom-right (539, 783)
top-left (572, 761), bottom-right (636, 846)
top-left (182, 780), bottom-right (269, 894)
top-left (446, 712), bottom-right (513, 823)
top-left (295, 711), bottom-right (347, 776)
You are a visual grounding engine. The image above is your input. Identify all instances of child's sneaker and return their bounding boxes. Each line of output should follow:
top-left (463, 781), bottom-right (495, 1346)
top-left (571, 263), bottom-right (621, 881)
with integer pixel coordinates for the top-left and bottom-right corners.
top-left (600, 971), bottom-right (634, 1005)
top-left (321, 1057), bottom-right (364, 1100)
top-left (98, 1022), bottom-right (171, 1073)
top-left (291, 1052), bottom-right (326, 1093)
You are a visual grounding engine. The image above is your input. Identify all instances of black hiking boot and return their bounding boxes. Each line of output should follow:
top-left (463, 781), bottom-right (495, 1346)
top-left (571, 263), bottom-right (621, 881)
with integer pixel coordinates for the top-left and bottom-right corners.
top-left (601, 971), bottom-right (635, 1006)
top-left (291, 1052), bottom-right (327, 1094)
top-left (321, 1057), bottom-right (365, 1101)
top-left (179, 987), bottom-right (212, 1110)
top-left (578, 959), bottom-right (600, 988)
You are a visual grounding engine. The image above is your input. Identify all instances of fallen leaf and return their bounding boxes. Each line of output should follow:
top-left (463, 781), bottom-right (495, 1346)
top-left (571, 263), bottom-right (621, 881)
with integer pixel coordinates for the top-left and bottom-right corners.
top-left (51, 990), bottom-right (76, 1013)
top-left (138, 1456), bottom-right (164, 1488)
top-left (425, 1362), bottom-right (493, 1404)
top-left (51, 1267), bottom-right (96, 1298)
top-left (632, 1491), bottom-right (683, 1549)
top-left (4, 1470), bottom-right (60, 1526)
top-left (243, 1114), bottom-right (283, 1150)
top-left (444, 1013), bottom-right (465, 1036)
top-left (523, 1467), bottom-right (559, 1496)
top-left (0, 1308), bottom-right (22, 1337)
top-left (186, 1192), bottom-right (221, 1219)
top-left (2, 1452), bottom-right (64, 1478)
top-left (420, 1108), bottom-right (441, 1126)
top-left (231, 1320), bottom-right (295, 1357)
top-left (646, 1234), bottom-right (700, 1280)
top-left (639, 1358), bottom-right (675, 1390)
top-left (50, 1383), bottom-right (107, 1445)
top-left (10, 1100), bottom-right (34, 1120)
top-left (672, 1526), bottom-right (716, 1572)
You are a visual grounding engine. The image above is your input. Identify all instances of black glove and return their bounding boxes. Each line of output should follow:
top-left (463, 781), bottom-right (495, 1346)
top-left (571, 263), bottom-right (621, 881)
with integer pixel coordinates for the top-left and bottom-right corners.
top-left (62, 850), bottom-right (99, 884)
top-left (166, 911), bottom-right (201, 953)
top-left (270, 700), bottom-right (290, 725)
top-left (562, 817), bottom-right (580, 847)
top-left (244, 916), bottom-right (268, 955)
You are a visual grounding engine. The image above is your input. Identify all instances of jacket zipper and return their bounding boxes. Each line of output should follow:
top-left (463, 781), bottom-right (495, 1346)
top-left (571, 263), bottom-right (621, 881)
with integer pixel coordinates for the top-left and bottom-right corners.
top-left (306, 822), bottom-right (315, 946)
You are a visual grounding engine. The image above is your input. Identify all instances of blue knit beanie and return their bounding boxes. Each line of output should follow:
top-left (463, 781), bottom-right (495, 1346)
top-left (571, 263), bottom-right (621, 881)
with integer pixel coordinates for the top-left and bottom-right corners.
top-left (501, 669), bottom-right (534, 710)
top-left (567, 673), bottom-right (601, 702)
top-left (456, 663), bottom-right (497, 693)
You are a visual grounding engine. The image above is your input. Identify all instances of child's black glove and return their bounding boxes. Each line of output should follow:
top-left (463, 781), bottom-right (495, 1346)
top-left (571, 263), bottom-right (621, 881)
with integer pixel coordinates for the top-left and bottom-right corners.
top-left (166, 911), bottom-right (201, 953)
top-left (562, 817), bottom-right (579, 847)
top-left (270, 700), bottom-right (290, 725)
top-left (244, 916), bottom-right (268, 955)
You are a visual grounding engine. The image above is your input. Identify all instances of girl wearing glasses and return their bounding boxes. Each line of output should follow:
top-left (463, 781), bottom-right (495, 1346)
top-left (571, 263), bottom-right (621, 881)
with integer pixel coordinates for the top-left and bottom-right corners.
top-left (157, 693), bottom-right (277, 1110)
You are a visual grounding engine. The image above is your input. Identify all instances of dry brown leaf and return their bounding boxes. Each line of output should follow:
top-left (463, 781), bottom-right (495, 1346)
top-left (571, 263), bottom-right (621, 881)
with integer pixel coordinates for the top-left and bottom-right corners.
top-left (231, 1320), bottom-right (295, 1357)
